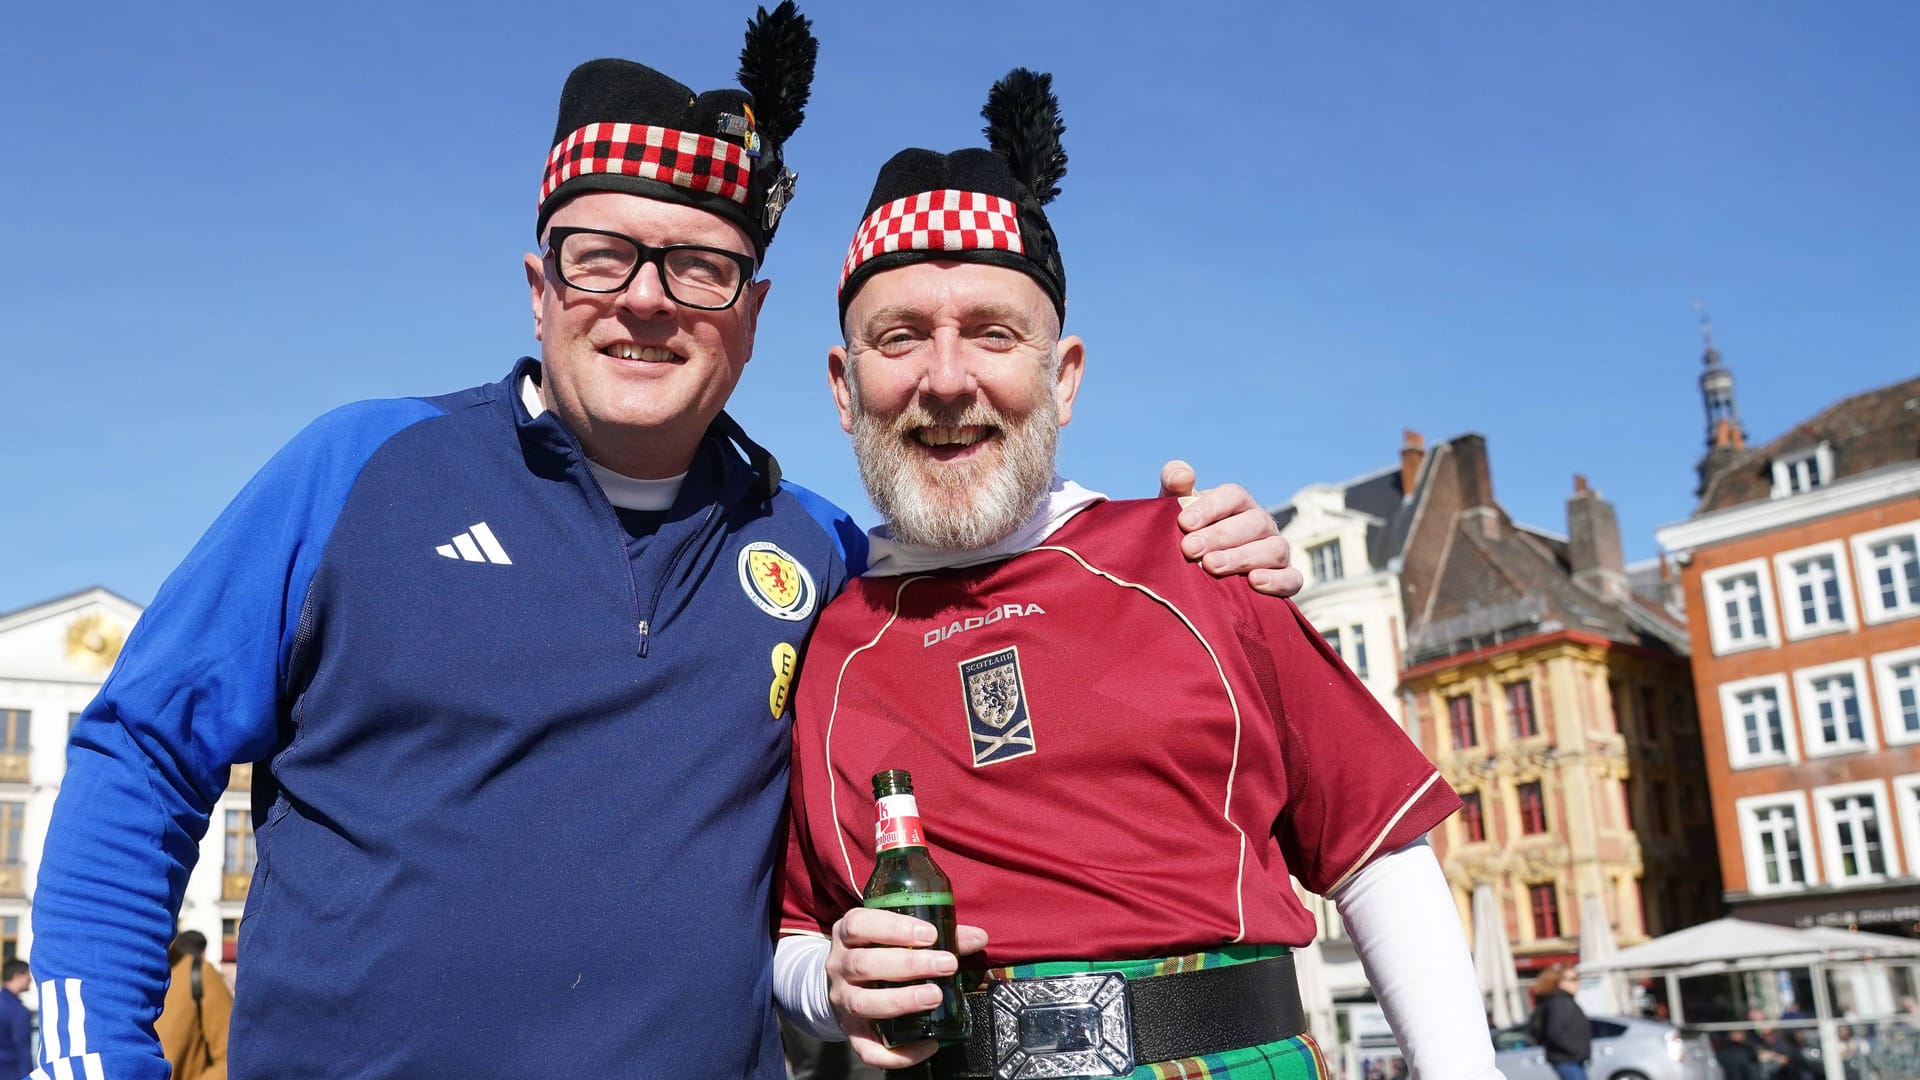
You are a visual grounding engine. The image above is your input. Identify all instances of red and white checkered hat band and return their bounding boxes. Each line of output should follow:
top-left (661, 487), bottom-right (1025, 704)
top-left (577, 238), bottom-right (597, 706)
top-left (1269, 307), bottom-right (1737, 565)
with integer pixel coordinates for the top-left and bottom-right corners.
top-left (540, 122), bottom-right (751, 208)
top-left (838, 190), bottom-right (1024, 291)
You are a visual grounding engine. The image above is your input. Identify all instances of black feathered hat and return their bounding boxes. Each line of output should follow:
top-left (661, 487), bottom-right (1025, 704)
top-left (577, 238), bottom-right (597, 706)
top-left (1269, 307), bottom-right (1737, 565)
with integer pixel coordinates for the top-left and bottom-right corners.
top-left (536, 2), bottom-right (818, 260)
top-left (838, 68), bottom-right (1068, 321)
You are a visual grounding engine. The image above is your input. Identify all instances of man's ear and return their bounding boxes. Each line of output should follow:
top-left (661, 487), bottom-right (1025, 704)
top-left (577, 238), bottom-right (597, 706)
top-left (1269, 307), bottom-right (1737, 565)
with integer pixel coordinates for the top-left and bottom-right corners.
top-left (827, 346), bottom-right (857, 434)
top-left (523, 253), bottom-right (547, 342)
top-left (739, 277), bottom-right (773, 362)
top-left (1053, 334), bottom-right (1086, 428)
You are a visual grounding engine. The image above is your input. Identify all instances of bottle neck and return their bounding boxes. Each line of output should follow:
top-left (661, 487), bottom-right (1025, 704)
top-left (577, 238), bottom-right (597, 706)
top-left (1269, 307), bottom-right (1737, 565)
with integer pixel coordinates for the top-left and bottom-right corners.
top-left (873, 793), bottom-right (927, 854)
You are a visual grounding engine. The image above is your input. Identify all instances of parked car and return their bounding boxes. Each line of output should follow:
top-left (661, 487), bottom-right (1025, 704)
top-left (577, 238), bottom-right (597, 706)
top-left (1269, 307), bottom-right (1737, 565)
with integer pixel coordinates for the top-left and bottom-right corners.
top-left (1492, 1014), bottom-right (1722, 1080)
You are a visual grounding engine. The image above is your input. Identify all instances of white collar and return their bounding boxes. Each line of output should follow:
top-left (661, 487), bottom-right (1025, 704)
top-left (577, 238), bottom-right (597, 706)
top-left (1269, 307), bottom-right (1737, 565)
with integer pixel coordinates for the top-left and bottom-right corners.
top-left (519, 373), bottom-right (684, 512)
top-left (862, 477), bottom-right (1107, 577)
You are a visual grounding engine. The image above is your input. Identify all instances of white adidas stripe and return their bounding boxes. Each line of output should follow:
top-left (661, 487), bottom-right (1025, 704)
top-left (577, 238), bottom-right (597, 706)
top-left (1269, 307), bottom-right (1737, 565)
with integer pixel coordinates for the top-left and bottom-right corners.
top-left (469, 521), bottom-right (512, 564)
top-left (63, 978), bottom-right (88, 1056)
top-left (33, 1056), bottom-right (103, 1080)
top-left (435, 521), bottom-right (513, 565)
top-left (38, 978), bottom-right (60, 1058)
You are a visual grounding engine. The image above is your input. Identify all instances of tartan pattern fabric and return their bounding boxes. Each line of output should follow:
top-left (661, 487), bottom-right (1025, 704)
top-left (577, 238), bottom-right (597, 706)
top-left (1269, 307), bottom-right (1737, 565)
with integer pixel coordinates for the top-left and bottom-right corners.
top-left (838, 190), bottom-right (1024, 291)
top-left (540, 122), bottom-right (751, 208)
top-left (966, 946), bottom-right (1325, 1080)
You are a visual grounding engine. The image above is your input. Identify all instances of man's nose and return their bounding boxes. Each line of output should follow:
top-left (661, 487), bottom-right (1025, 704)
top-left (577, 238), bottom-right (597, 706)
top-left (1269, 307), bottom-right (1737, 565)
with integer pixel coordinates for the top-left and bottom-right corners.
top-left (918, 333), bottom-right (977, 400)
top-left (617, 260), bottom-right (677, 318)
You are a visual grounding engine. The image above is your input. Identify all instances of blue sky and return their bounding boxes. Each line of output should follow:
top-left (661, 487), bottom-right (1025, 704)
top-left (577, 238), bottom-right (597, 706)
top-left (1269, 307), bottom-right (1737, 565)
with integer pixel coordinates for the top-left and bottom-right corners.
top-left (3, 2), bottom-right (1916, 613)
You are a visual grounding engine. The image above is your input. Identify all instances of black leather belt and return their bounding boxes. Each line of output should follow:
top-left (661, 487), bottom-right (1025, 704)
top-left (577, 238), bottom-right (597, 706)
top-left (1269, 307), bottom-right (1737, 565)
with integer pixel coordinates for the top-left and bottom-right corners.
top-left (919, 953), bottom-right (1306, 1080)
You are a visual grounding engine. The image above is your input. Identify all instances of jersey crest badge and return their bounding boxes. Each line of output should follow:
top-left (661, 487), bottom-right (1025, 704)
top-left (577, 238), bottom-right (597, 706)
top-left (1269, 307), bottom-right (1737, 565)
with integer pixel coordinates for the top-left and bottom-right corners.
top-left (959, 647), bottom-right (1036, 767)
top-left (738, 541), bottom-right (817, 621)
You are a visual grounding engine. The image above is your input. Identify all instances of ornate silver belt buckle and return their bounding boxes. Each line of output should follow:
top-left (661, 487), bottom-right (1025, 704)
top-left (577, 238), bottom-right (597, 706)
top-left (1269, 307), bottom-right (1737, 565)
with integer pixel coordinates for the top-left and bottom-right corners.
top-left (988, 971), bottom-right (1135, 1079)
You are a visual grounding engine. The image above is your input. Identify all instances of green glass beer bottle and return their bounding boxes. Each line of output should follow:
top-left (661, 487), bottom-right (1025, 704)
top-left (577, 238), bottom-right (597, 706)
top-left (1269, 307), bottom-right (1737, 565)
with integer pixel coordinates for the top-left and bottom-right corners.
top-left (862, 769), bottom-right (969, 1046)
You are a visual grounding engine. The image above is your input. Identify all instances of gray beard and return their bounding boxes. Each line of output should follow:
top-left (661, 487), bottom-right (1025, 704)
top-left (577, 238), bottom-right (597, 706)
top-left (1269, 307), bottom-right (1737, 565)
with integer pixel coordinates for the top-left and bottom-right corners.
top-left (851, 395), bottom-right (1059, 551)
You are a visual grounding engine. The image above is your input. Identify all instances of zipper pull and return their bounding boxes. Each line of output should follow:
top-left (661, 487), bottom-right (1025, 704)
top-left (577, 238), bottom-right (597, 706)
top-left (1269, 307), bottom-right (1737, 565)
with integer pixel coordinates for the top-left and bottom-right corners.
top-left (637, 619), bottom-right (651, 658)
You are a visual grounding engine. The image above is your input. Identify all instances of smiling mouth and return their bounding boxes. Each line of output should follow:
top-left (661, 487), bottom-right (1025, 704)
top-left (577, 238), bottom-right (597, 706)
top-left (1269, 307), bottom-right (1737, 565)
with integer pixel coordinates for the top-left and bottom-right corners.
top-left (601, 343), bottom-right (684, 363)
top-left (911, 425), bottom-right (996, 459)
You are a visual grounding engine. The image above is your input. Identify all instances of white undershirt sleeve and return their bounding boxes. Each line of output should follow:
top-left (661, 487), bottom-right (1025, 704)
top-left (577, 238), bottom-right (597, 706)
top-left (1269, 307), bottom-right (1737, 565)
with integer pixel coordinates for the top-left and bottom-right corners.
top-left (773, 934), bottom-right (844, 1041)
top-left (1328, 838), bottom-right (1502, 1080)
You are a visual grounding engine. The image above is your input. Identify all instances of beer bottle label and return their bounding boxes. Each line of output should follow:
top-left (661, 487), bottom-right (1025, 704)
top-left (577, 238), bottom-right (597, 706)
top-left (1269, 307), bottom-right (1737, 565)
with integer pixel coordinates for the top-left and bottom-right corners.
top-left (874, 793), bottom-right (926, 852)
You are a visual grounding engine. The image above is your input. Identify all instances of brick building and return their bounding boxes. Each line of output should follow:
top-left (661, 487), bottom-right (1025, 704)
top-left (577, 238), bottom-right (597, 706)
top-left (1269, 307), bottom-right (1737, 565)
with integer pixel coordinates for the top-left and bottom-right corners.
top-left (1401, 434), bottom-right (1720, 975)
top-left (1655, 343), bottom-right (1920, 937)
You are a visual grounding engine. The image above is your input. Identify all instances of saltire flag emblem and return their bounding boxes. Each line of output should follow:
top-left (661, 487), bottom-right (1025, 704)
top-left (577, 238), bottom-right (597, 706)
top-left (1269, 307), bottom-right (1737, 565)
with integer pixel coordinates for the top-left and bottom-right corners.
top-left (960, 647), bottom-right (1036, 767)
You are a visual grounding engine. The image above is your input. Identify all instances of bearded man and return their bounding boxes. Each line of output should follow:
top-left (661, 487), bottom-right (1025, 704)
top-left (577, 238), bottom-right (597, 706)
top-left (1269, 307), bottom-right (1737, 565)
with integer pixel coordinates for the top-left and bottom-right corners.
top-left (773, 70), bottom-right (1502, 1080)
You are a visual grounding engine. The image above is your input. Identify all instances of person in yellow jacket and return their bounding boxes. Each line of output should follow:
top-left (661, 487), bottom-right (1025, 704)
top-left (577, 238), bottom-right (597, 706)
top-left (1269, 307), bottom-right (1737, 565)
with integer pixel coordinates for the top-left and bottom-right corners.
top-left (153, 931), bottom-right (229, 1080)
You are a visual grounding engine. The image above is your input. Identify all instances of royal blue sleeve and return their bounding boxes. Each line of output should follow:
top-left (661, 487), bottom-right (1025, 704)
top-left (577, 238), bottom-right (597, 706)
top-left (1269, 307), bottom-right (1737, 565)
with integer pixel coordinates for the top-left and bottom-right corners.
top-left (28, 399), bottom-right (439, 1080)
top-left (779, 480), bottom-right (868, 577)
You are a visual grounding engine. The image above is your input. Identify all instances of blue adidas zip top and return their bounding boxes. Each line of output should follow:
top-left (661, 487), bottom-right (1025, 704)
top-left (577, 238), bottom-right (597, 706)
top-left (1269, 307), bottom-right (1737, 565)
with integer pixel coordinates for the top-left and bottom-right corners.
top-left (32, 358), bottom-right (859, 1078)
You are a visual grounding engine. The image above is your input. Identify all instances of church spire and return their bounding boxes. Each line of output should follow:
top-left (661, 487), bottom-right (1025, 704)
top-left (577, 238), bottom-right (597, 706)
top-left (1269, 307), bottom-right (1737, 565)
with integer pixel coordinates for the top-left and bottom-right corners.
top-left (1694, 305), bottom-right (1747, 496)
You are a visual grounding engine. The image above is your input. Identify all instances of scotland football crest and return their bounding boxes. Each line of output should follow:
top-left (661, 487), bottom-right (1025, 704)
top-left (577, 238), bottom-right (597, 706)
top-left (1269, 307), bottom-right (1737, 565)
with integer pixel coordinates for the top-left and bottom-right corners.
top-left (959, 647), bottom-right (1036, 767)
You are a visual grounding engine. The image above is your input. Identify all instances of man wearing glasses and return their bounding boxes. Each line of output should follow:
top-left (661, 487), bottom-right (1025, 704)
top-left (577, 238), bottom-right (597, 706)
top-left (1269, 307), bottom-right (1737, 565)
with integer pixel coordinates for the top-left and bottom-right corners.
top-left (27, 8), bottom-right (1295, 1080)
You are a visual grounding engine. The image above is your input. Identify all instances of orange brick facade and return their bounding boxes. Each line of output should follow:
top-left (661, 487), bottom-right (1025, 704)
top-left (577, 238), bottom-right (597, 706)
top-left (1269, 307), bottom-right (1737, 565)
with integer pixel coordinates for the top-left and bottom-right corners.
top-left (1678, 492), bottom-right (1920, 926)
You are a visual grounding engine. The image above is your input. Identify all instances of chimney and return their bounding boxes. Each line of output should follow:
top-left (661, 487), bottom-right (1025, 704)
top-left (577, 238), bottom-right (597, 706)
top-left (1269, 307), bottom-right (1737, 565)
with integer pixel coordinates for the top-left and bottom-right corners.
top-left (1568, 475), bottom-right (1630, 603)
top-left (1400, 430), bottom-right (1426, 496)
top-left (1452, 434), bottom-right (1503, 539)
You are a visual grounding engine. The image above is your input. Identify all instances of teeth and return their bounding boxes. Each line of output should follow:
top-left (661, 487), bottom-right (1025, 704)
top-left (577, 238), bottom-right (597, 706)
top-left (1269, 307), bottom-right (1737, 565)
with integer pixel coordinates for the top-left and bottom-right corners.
top-left (915, 426), bottom-right (989, 447)
top-left (606, 344), bottom-right (680, 362)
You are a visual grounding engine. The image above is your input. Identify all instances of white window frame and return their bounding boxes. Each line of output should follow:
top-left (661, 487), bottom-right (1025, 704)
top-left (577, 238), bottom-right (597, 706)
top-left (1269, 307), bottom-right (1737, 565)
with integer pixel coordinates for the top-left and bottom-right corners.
top-left (1770, 443), bottom-right (1834, 498)
top-left (1308, 539), bottom-right (1345, 584)
top-left (1702, 558), bottom-right (1782, 655)
top-left (1813, 780), bottom-right (1898, 886)
top-left (1718, 673), bottom-right (1798, 769)
top-left (1772, 540), bottom-right (1857, 641)
top-left (1852, 521), bottom-right (1920, 626)
top-left (1894, 775), bottom-right (1920, 890)
top-left (1793, 659), bottom-right (1877, 759)
top-left (1873, 646), bottom-right (1920, 748)
top-left (1736, 791), bottom-right (1817, 894)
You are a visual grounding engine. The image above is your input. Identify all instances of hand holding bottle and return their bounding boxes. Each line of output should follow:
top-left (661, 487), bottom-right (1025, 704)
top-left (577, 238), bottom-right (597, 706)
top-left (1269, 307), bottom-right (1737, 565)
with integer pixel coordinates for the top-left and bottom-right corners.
top-left (825, 907), bottom-right (989, 1069)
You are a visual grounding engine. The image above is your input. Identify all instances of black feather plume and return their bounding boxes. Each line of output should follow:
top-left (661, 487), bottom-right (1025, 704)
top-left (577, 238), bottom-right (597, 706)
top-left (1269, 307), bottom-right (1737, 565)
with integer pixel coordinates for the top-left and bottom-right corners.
top-left (981, 68), bottom-right (1066, 205)
top-left (737, 1), bottom-right (818, 147)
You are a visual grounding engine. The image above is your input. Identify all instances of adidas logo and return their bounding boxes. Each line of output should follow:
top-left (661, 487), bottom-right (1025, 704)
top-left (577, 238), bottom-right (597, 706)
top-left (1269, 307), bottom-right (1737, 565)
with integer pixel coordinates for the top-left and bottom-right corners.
top-left (436, 522), bottom-right (513, 565)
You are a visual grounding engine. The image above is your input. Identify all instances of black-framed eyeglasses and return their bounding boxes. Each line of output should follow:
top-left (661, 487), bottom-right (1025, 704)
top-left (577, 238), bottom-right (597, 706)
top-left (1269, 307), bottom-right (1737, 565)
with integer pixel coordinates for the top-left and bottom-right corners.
top-left (544, 226), bottom-right (757, 311)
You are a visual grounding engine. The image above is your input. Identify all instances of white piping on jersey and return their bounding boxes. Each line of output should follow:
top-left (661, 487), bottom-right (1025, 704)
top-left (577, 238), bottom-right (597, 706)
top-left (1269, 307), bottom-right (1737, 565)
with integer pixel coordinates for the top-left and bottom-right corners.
top-left (826, 547), bottom-right (1254, 943)
top-left (1322, 771), bottom-right (1444, 895)
top-left (828, 574), bottom-right (943, 894)
top-left (1024, 544), bottom-right (1253, 945)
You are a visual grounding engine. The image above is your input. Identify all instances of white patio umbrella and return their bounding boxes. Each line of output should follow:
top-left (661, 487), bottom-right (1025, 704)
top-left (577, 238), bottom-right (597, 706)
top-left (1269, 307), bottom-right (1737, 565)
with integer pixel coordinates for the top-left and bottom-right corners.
top-left (1577, 892), bottom-right (1629, 1015)
top-left (1292, 940), bottom-right (1339, 1058)
top-left (1472, 883), bottom-right (1525, 1027)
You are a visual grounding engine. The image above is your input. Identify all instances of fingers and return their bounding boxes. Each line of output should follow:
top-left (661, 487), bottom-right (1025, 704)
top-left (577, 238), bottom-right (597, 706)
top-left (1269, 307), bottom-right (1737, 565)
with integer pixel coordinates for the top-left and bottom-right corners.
top-left (1158, 459), bottom-right (1198, 499)
top-left (835, 907), bottom-right (942, 949)
top-left (953, 922), bottom-right (989, 957)
top-left (1248, 566), bottom-right (1306, 598)
top-left (849, 1029), bottom-right (942, 1069)
top-left (1180, 506), bottom-right (1283, 563)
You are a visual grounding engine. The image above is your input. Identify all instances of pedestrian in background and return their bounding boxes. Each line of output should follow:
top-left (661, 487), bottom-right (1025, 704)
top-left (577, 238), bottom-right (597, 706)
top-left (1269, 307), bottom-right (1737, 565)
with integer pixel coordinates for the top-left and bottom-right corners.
top-left (1527, 963), bottom-right (1592, 1080)
top-left (0, 959), bottom-right (32, 1078)
top-left (154, 931), bottom-right (229, 1080)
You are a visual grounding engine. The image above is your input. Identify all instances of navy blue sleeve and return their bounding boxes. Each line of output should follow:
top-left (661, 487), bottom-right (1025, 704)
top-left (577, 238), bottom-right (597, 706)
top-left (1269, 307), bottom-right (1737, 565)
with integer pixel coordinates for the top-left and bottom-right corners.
top-left (778, 480), bottom-right (868, 577)
top-left (29, 398), bottom-right (439, 1080)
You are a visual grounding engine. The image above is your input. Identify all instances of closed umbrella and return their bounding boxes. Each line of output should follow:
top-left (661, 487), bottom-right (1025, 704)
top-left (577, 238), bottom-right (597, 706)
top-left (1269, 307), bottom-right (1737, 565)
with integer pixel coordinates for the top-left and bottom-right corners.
top-left (1577, 892), bottom-right (1628, 1015)
top-left (1472, 883), bottom-right (1524, 1027)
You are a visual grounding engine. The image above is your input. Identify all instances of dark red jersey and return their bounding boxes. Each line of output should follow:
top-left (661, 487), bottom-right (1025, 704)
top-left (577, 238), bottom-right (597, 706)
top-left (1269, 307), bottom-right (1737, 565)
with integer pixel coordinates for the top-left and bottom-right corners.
top-left (779, 499), bottom-right (1458, 965)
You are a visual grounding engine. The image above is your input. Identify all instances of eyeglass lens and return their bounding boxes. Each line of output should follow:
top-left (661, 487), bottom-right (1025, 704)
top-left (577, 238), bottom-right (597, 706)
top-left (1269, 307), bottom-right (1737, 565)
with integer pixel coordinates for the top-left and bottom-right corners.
top-left (553, 231), bottom-right (747, 308)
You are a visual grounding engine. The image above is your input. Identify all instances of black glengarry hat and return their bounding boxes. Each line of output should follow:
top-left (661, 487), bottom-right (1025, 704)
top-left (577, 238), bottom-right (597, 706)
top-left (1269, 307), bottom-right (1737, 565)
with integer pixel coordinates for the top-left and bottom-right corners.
top-left (838, 68), bottom-right (1068, 320)
top-left (536, 1), bottom-right (818, 260)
